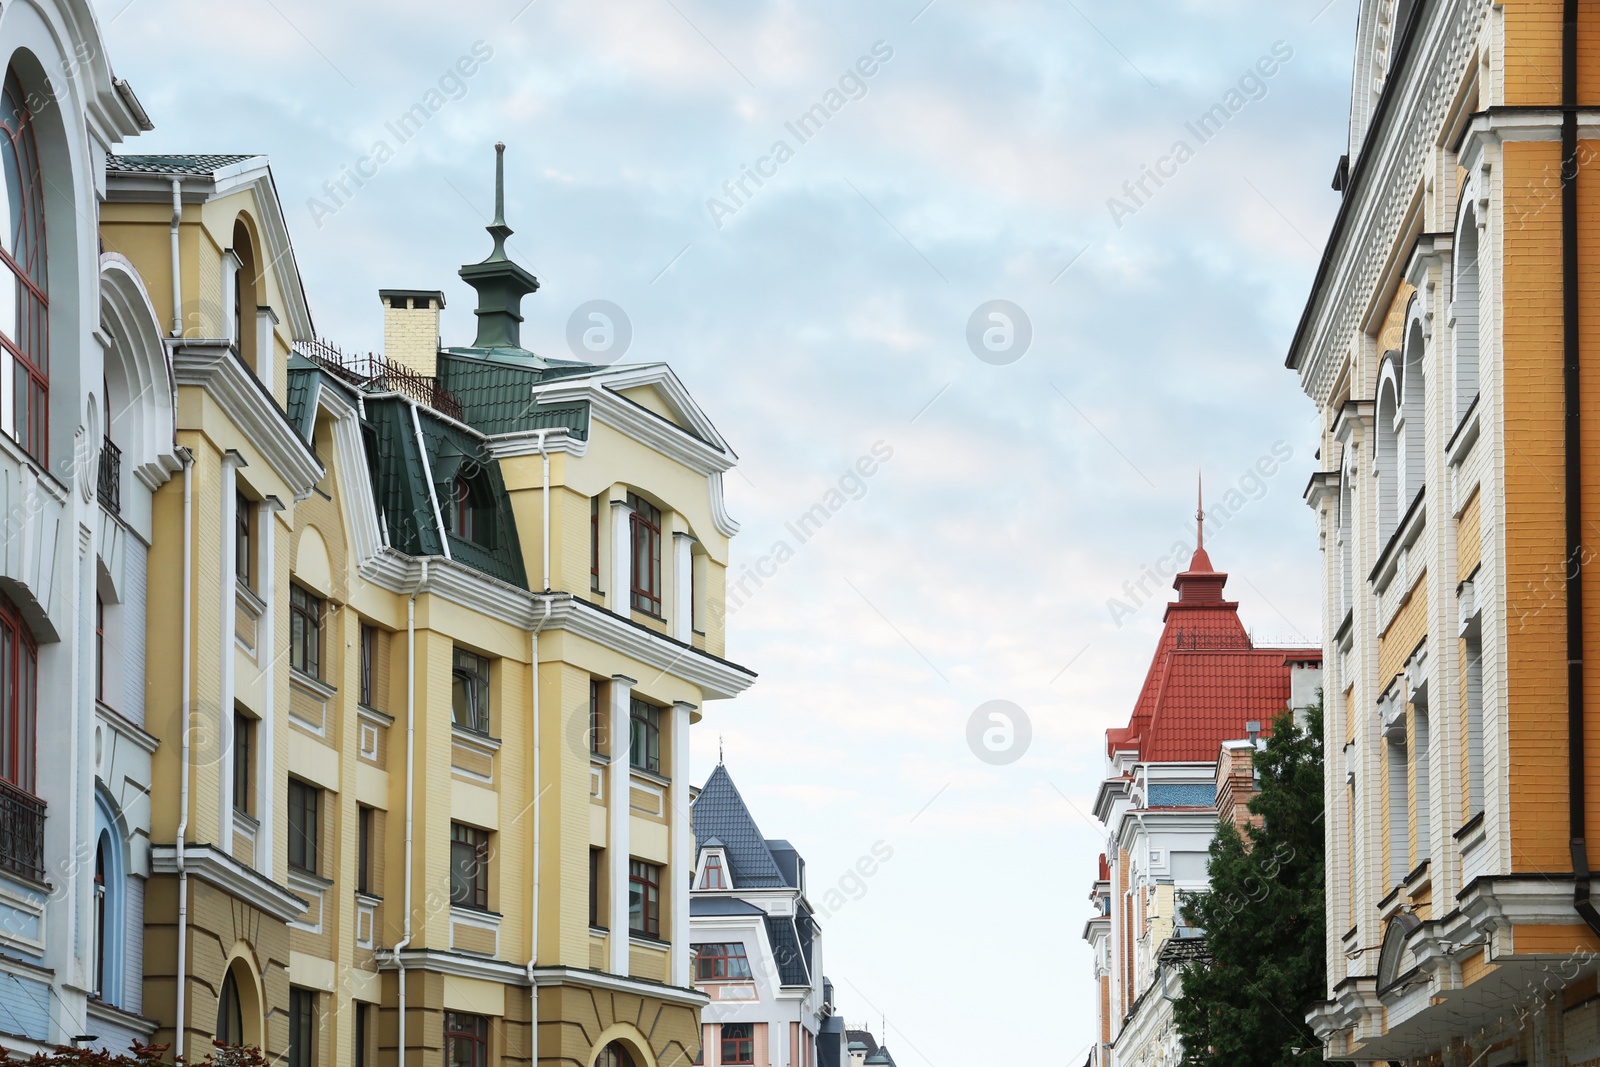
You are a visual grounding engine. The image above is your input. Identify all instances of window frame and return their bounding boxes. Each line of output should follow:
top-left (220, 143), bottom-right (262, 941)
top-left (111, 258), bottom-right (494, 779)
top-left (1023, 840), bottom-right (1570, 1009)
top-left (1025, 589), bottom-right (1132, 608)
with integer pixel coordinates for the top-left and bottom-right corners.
top-left (629, 858), bottom-right (661, 939)
top-left (628, 493), bottom-right (662, 616)
top-left (0, 592), bottom-right (38, 796)
top-left (721, 1023), bottom-right (755, 1065)
top-left (693, 942), bottom-right (752, 982)
top-left (700, 852), bottom-right (726, 890)
top-left (287, 778), bottom-right (320, 874)
top-left (0, 69), bottom-right (49, 465)
top-left (589, 846), bottom-right (604, 929)
top-left (450, 822), bottom-right (490, 912)
top-left (288, 985), bottom-right (316, 1067)
top-left (95, 594), bottom-right (105, 704)
top-left (232, 709), bottom-right (253, 816)
top-left (236, 491), bottom-right (252, 587)
top-left (590, 495), bottom-right (601, 592)
top-left (451, 647), bottom-right (491, 735)
top-left (357, 804), bottom-right (373, 896)
top-left (443, 1011), bottom-right (488, 1067)
top-left (289, 584), bottom-right (322, 679)
top-left (452, 475), bottom-right (475, 543)
top-left (590, 678), bottom-right (604, 755)
top-left (359, 623), bottom-right (376, 708)
top-left (629, 698), bottom-right (661, 775)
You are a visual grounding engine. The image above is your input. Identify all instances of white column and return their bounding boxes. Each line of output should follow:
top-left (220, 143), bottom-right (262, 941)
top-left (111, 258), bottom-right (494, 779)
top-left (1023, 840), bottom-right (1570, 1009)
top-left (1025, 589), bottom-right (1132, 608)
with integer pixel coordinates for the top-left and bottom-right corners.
top-left (610, 496), bottom-right (633, 616)
top-left (669, 700), bottom-right (694, 987)
top-left (608, 673), bottom-right (636, 976)
top-left (672, 532), bottom-right (694, 642)
top-left (218, 452), bottom-right (242, 848)
top-left (257, 496), bottom-right (281, 880)
top-left (221, 250), bottom-right (242, 347)
top-left (255, 306), bottom-right (280, 380)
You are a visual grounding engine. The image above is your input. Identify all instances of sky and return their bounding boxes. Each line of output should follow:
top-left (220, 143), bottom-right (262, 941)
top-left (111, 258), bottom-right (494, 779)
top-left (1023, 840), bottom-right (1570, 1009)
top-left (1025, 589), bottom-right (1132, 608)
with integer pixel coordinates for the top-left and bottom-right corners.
top-left (97, 0), bottom-right (1358, 1059)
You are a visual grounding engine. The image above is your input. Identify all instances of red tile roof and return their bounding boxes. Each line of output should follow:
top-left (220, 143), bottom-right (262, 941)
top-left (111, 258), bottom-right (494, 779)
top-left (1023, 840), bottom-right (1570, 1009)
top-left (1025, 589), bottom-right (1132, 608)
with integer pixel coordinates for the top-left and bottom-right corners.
top-left (1106, 542), bottom-right (1320, 763)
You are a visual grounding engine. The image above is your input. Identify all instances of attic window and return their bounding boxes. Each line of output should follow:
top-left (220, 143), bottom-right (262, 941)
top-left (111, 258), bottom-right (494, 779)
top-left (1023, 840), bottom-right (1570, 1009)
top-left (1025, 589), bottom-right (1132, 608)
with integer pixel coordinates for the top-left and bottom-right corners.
top-left (700, 852), bottom-right (726, 890)
top-left (693, 942), bottom-right (751, 982)
top-left (451, 475), bottom-right (491, 547)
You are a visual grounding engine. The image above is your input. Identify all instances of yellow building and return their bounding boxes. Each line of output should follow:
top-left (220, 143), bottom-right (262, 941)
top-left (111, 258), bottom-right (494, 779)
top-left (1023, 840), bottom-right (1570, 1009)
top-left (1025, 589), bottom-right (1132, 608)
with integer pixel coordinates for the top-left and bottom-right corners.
top-left (102, 143), bottom-right (752, 1066)
top-left (1292, 0), bottom-right (1600, 1061)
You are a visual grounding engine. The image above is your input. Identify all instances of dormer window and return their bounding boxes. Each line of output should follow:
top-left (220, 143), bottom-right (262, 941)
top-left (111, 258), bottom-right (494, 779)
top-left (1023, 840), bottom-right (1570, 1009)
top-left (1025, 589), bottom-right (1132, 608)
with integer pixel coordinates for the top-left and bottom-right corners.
top-left (700, 852), bottom-right (726, 890)
top-left (453, 477), bottom-right (475, 542)
top-left (693, 942), bottom-right (752, 982)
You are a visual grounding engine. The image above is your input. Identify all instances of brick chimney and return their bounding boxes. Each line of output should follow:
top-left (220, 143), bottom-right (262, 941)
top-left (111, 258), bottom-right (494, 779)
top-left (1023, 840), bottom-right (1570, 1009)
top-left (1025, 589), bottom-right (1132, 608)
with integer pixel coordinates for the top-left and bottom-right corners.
top-left (380, 289), bottom-right (445, 378)
top-left (1215, 739), bottom-right (1261, 833)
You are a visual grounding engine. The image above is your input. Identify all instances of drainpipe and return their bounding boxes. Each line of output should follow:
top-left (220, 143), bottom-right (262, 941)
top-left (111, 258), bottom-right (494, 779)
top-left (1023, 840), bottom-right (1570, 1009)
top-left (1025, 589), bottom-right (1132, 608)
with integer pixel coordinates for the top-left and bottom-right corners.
top-left (538, 430), bottom-right (552, 592)
top-left (1563, 0), bottom-right (1600, 939)
top-left (526, 594), bottom-right (552, 1064)
top-left (169, 180), bottom-right (182, 337)
top-left (174, 446), bottom-right (194, 1059)
top-left (396, 560), bottom-right (428, 1061)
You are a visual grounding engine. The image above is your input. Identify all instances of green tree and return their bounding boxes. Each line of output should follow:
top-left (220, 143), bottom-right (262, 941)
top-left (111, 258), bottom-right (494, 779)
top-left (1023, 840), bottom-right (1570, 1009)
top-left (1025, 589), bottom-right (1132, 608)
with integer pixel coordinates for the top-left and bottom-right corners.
top-left (1173, 700), bottom-right (1326, 1067)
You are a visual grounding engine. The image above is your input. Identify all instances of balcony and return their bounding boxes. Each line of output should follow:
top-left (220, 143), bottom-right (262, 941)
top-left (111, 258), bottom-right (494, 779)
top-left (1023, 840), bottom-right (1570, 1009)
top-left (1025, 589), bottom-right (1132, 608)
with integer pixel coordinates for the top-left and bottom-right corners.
top-left (0, 779), bottom-right (46, 883)
top-left (97, 436), bottom-right (121, 515)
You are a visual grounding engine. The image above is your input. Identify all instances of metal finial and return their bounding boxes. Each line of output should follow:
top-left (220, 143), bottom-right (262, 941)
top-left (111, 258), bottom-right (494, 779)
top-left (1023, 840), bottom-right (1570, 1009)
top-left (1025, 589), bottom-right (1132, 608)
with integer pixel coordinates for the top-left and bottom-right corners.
top-left (1196, 471), bottom-right (1204, 552)
top-left (492, 142), bottom-right (507, 227)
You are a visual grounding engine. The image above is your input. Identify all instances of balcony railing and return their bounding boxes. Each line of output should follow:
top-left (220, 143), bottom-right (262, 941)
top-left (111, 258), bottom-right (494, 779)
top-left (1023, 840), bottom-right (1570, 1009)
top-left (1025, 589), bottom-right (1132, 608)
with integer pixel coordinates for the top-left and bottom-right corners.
top-left (296, 338), bottom-right (463, 421)
top-left (97, 436), bottom-right (121, 515)
top-left (0, 778), bottom-right (46, 883)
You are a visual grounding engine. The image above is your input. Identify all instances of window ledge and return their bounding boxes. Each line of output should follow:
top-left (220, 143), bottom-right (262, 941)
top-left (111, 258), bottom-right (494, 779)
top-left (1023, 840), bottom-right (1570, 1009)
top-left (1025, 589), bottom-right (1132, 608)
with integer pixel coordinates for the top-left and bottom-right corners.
top-left (630, 767), bottom-right (671, 789)
top-left (235, 580), bottom-right (266, 617)
top-left (629, 933), bottom-right (669, 949)
top-left (290, 669), bottom-right (337, 700)
top-left (356, 891), bottom-right (383, 906)
top-left (288, 866), bottom-right (334, 893)
top-left (1369, 485), bottom-right (1426, 593)
top-left (357, 704), bottom-right (396, 727)
top-left (233, 810), bottom-right (260, 833)
top-left (1446, 393), bottom-right (1481, 467)
top-left (450, 905), bottom-right (502, 926)
top-left (591, 753), bottom-right (611, 766)
top-left (589, 925), bottom-right (610, 936)
top-left (452, 725), bottom-right (502, 754)
top-left (1454, 810), bottom-right (1486, 841)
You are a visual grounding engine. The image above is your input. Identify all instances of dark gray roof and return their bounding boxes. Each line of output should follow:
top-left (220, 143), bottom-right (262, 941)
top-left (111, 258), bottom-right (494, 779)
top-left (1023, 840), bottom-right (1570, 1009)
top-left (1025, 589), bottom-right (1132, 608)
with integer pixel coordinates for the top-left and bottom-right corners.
top-left (764, 915), bottom-right (811, 986)
top-left (693, 765), bottom-right (787, 888)
top-left (108, 153), bottom-right (259, 175)
top-left (863, 1047), bottom-right (898, 1066)
top-left (768, 840), bottom-right (804, 889)
top-left (690, 898), bottom-right (764, 917)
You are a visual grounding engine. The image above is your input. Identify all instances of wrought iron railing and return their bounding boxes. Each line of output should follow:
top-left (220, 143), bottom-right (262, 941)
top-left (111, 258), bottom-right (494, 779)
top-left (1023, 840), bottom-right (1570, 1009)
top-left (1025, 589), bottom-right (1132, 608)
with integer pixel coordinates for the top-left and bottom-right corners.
top-left (296, 338), bottom-right (463, 421)
top-left (0, 778), bottom-right (46, 883)
top-left (97, 436), bottom-right (121, 515)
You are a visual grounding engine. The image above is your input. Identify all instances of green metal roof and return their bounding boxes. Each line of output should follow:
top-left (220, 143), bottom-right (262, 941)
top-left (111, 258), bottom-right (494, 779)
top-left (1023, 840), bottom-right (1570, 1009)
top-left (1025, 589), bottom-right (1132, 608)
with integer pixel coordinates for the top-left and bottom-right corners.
top-left (108, 153), bottom-right (259, 175)
top-left (437, 352), bottom-right (591, 439)
top-left (285, 359), bottom-right (319, 441)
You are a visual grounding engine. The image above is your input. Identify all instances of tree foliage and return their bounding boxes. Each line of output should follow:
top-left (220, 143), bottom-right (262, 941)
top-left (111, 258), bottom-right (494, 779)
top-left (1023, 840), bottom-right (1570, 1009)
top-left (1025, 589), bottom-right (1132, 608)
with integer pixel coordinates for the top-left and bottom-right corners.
top-left (1173, 700), bottom-right (1326, 1067)
top-left (1, 1043), bottom-right (271, 1066)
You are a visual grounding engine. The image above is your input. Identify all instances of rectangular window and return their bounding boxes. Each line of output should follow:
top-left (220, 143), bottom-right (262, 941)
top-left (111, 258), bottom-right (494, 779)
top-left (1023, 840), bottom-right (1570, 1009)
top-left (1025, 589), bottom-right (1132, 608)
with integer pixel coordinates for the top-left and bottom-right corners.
top-left (0, 605), bottom-right (36, 797)
top-left (450, 822), bottom-right (490, 911)
top-left (452, 648), bottom-right (491, 735)
top-left (629, 859), bottom-right (661, 938)
top-left (591, 495), bottom-right (601, 593)
top-left (354, 1002), bottom-right (369, 1067)
top-left (1464, 618), bottom-right (1485, 818)
top-left (444, 1012), bottom-right (488, 1067)
top-left (721, 1023), bottom-right (754, 1065)
top-left (288, 779), bottom-right (320, 874)
top-left (289, 584), bottom-right (322, 678)
top-left (359, 624), bottom-right (376, 708)
top-left (288, 986), bottom-right (315, 1067)
top-left (628, 493), bottom-right (662, 615)
top-left (357, 805), bottom-right (373, 895)
top-left (236, 491), bottom-right (252, 586)
top-left (590, 679), bottom-right (604, 755)
top-left (232, 710), bottom-right (252, 815)
top-left (630, 699), bottom-right (661, 774)
top-left (693, 943), bottom-right (752, 982)
top-left (589, 847), bottom-right (604, 928)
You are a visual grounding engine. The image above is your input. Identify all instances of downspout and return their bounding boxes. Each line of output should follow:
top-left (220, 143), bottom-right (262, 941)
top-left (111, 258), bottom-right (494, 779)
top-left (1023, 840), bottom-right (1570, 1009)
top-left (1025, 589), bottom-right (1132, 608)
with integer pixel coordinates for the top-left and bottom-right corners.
top-left (1564, 0), bottom-right (1600, 938)
top-left (540, 430), bottom-right (552, 592)
top-left (396, 560), bottom-right (428, 1060)
top-left (526, 593), bottom-right (552, 1064)
top-left (169, 179), bottom-right (182, 337)
top-left (174, 446), bottom-right (194, 1058)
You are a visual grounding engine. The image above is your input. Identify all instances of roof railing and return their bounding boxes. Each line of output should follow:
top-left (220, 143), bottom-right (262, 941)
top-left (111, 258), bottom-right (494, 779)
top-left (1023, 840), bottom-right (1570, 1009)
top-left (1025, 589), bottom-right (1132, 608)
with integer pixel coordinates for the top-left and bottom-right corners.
top-left (296, 337), bottom-right (463, 421)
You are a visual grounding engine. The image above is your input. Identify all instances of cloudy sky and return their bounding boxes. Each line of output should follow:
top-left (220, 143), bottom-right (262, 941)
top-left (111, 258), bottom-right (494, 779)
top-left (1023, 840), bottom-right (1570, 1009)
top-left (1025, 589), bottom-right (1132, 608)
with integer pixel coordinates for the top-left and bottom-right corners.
top-left (99, 0), bottom-right (1356, 1058)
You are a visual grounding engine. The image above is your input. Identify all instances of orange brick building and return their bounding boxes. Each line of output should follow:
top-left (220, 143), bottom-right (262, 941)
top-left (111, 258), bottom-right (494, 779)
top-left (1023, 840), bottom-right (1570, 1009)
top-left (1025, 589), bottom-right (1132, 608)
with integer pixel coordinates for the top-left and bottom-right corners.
top-left (1292, 0), bottom-right (1600, 1060)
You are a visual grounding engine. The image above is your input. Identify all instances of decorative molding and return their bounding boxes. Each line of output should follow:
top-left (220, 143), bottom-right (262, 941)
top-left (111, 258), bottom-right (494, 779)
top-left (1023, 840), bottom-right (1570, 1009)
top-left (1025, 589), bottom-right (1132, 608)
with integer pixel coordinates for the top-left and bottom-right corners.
top-left (170, 342), bottom-right (322, 497)
top-left (150, 843), bottom-right (307, 923)
top-left (531, 965), bottom-right (708, 1007)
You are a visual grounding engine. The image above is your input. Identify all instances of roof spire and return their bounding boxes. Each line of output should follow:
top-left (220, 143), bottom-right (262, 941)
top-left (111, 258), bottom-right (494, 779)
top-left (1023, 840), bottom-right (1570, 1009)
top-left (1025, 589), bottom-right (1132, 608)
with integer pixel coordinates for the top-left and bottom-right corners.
top-left (459, 141), bottom-right (540, 351)
top-left (1196, 471), bottom-right (1204, 553)
top-left (718, 734), bottom-right (724, 765)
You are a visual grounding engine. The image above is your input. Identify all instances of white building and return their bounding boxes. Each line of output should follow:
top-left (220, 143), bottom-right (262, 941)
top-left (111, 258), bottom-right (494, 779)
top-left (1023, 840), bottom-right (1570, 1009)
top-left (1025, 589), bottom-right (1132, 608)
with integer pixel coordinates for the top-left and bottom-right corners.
top-left (691, 762), bottom-right (844, 1067)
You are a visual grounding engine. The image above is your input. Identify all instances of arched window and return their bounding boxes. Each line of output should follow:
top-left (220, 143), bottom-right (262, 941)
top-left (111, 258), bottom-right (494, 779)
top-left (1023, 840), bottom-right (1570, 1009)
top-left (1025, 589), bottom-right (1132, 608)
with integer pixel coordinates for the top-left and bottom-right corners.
top-left (229, 219), bottom-right (260, 375)
top-left (1454, 205), bottom-right (1481, 423)
top-left (1376, 370), bottom-right (1400, 544)
top-left (1399, 317), bottom-right (1426, 505)
top-left (217, 968), bottom-right (244, 1046)
top-left (1337, 470), bottom-right (1354, 615)
top-left (0, 67), bottom-right (48, 462)
top-left (598, 1043), bottom-right (637, 1067)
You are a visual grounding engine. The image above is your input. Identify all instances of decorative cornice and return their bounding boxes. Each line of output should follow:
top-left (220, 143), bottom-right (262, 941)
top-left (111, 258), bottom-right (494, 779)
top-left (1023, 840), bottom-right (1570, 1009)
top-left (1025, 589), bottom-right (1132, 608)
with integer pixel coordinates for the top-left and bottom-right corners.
top-left (531, 965), bottom-right (708, 1008)
top-left (482, 428), bottom-right (586, 460)
top-left (150, 844), bottom-right (307, 923)
top-left (170, 341), bottom-right (323, 497)
top-left (377, 947), bottom-right (527, 985)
